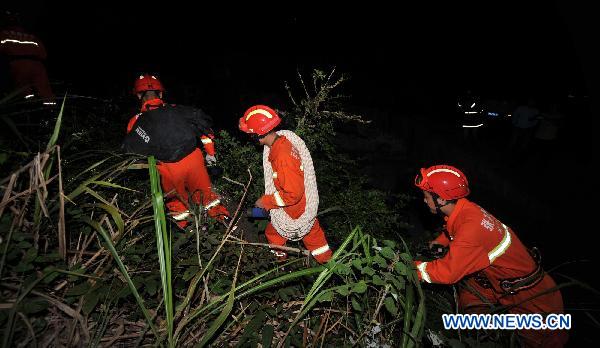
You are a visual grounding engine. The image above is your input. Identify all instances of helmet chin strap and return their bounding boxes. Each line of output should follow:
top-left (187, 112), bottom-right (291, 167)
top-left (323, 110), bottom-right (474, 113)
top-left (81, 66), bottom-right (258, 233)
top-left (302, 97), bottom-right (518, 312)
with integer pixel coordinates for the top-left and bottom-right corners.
top-left (432, 193), bottom-right (449, 215)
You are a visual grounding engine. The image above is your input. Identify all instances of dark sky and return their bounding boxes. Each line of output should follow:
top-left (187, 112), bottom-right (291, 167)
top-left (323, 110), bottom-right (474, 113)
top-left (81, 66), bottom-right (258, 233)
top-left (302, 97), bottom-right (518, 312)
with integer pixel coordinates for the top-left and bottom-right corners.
top-left (6, 1), bottom-right (597, 118)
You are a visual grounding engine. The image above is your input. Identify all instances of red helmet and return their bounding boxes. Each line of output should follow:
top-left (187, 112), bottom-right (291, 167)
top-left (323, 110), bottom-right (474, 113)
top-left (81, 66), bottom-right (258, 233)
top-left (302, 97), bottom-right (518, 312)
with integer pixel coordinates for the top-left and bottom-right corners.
top-left (133, 74), bottom-right (165, 94)
top-left (239, 105), bottom-right (281, 136)
top-left (415, 165), bottom-right (470, 200)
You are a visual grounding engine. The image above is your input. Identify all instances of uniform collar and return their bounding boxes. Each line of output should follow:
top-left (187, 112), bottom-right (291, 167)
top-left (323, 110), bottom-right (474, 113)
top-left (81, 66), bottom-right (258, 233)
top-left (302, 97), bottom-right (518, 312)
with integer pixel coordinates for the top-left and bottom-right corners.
top-left (446, 198), bottom-right (469, 233)
top-left (141, 98), bottom-right (165, 112)
top-left (268, 135), bottom-right (286, 161)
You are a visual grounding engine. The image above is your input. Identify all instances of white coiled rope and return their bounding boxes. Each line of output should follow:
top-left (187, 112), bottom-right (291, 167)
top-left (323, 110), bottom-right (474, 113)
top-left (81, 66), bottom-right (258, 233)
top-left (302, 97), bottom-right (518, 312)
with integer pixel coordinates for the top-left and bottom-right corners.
top-left (263, 130), bottom-right (319, 241)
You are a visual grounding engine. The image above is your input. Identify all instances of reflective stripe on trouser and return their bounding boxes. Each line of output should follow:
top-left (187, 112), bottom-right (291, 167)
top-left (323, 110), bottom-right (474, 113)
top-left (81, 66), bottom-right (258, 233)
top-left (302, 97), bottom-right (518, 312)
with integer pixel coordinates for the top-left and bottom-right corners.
top-left (265, 219), bottom-right (332, 264)
top-left (158, 148), bottom-right (230, 228)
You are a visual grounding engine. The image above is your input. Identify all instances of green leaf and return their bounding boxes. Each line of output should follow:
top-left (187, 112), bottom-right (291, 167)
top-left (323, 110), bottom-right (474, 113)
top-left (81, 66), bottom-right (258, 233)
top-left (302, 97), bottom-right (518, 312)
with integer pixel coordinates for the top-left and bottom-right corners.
top-left (82, 290), bottom-right (101, 316)
top-left (336, 285), bottom-right (350, 296)
top-left (21, 298), bottom-right (49, 314)
top-left (383, 240), bottom-right (397, 248)
top-left (387, 273), bottom-right (406, 291)
top-left (351, 297), bottom-right (363, 312)
top-left (372, 275), bottom-right (386, 286)
top-left (384, 296), bottom-right (398, 315)
top-left (352, 280), bottom-right (367, 294)
top-left (351, 258), bottom-right (363, 270)
top-left (373, 254), bottom-right (387, 268)
top-left (240, 311), bottom-right (267, 342)
top-left (65, 282), bottom-right (91, 296)
top-left (145, 277), bottom-right (158, 296)
top-left (34, 253), bottom-right (62, 263)
top-left (16, 241), bottom-right (32, 249)
top-left (262, 325), bottom-right (274, 348)
top-left (13, 262), bottom-right (34, 272)
top-left (23, 247), bottom-right (38, 264)
top-left (380, 247), bottom-right (396, 260)
top-left (400, 253), bottom-right (412, 263)
top-left (394, 262), bottom-right (407, 275)
top-left (46, 93), bottom-right (66, 150)
top-left (318, 291), bottom-right (333, 302)
top-left (361, 267), bottom-right (375, 276)
top-left (333, 263), bottom-right (352, 276)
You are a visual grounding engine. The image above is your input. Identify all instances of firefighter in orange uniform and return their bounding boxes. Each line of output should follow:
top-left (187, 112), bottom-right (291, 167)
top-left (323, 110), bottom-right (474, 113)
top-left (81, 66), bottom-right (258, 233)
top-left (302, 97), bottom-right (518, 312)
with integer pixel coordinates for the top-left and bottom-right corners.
top-left (239, 105), bottom-right (332, 264)
top-left (413, 165), bottom-right (567, 347)
top-left (127, 74), bottom-right (229, 228)
top-left (0, 11), bottom-right (54, 102)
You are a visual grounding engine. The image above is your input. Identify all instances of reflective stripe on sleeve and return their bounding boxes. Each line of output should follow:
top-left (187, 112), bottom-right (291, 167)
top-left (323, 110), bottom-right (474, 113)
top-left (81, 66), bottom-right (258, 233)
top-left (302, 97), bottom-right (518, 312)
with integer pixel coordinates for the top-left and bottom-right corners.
top-left (488, 224), bottom-right (512, 263)
top-left (201, 137), bottom-right (213, 144)
top-left (417, 262), bottom-right (432, 283)
top-left (311, 245), bottom-right (330, 256)
top-left (273, 191), bottom-right (285, 207)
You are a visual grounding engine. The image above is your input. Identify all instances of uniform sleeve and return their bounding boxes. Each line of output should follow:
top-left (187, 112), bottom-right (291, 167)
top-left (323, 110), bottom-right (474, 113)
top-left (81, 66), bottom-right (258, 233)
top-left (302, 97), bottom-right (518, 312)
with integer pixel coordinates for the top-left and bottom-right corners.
top-left (126, 114), bottom-right (140, 134)
top-left (431, 231), bottom-right (451, 247)
top-left (414, 223), bottom-right (489, 284)
top-left (259, 158), bottom-right (304, 211)
top-left (200, 134), bottom-right (215, 156)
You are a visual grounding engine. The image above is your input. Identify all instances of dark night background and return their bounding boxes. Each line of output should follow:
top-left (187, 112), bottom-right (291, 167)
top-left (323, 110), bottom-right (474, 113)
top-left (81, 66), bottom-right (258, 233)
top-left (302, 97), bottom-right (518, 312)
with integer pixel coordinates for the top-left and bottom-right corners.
top-left (2, 0), bottom-right (598, 344)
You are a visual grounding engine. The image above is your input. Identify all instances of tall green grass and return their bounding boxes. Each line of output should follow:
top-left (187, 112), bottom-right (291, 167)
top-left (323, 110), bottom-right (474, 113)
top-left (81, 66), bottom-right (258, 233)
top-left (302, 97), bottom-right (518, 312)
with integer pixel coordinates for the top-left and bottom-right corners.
top-left (148, 156), bottom-right (174, 347)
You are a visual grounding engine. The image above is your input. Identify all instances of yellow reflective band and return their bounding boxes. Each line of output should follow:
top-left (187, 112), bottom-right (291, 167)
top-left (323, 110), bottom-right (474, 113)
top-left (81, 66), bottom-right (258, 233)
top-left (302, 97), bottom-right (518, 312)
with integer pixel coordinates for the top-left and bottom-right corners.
top-left (311, 245), bottom-right (330, 256)
top-left (417, 262), bottom-right (432, 283)
top-left (172, 211), bottom-right (191, 221)
top-left (427, 168), bottom-right (461, 178)
top-left (272, 172), bottom-right (278, 178)
top-left (1, 39), bottom-right (39, 46)
top-left (274, 191), bottom-right (285, 207)
top-left (488, 224), bottom-right (512, 263)
top-left (204, 199), bottom-right (221, 210)
top-left (246, 108), bottom-right (274, 121)
top-left (201, 138), bottom-right (213, 144)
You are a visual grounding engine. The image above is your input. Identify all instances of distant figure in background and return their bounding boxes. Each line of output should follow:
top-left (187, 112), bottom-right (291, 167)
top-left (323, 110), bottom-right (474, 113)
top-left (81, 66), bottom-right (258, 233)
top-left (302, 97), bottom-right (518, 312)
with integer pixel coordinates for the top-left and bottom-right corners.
top-left (457, 90), bottom-right (484, 145)
top-left (509, 98), bottom-right (539, 152)
top-left (0, 10), bottom-right (54, 103)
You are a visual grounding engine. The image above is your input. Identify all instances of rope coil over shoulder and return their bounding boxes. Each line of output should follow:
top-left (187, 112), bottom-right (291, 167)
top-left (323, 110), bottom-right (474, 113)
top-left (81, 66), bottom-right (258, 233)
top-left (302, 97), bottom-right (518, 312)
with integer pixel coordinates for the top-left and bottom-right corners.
top-left (263, 130), bottom-right (319, 241)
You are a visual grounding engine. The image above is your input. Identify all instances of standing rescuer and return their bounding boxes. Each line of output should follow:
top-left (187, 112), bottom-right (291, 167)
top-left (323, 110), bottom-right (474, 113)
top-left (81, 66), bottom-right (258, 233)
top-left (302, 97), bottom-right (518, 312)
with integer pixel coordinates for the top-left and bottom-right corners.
top-left (123, 74), bottom-right (229, 228)
top-left (413, 164), bottom-right (567, 347)
top-left (239, 105), bottom-right (332, 264)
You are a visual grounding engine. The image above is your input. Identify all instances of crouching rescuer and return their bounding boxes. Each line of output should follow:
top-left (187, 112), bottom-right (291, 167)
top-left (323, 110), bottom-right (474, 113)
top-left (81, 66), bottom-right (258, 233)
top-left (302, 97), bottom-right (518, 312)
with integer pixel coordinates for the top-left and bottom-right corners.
top-left (122, 74), bottom-right (229, 229)
top-left (413, 164), bottom-right (567, 347)
top-left (239, 105), bottom-right (332, 264)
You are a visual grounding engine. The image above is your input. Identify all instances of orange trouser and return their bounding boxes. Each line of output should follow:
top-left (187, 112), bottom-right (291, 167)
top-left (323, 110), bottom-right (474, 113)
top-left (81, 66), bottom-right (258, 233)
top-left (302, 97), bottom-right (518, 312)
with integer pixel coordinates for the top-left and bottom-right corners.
top-left (458, 276), bottom-right (568, 347)
top-left (265, 219), bottom-right (332, 264)
top-left (9, 59), bottom-right (54, 99)
top-left (157, 148), bottom-right (229, 228)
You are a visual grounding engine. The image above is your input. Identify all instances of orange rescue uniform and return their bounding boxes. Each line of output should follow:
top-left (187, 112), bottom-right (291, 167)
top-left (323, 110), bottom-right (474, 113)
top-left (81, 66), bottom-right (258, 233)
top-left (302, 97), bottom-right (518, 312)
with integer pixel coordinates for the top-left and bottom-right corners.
top-left (258, 136), bottom-right (332, 264)
top-left (415, 198), bottom-right (567, 347)
top-left (127, 98), bottom-right (228, 227)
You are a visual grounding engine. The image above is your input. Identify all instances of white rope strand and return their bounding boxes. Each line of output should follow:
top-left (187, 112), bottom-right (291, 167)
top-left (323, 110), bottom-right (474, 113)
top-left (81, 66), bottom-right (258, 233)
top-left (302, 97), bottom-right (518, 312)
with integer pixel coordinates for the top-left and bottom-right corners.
top-left (263, 130), bottom-right (319, 241)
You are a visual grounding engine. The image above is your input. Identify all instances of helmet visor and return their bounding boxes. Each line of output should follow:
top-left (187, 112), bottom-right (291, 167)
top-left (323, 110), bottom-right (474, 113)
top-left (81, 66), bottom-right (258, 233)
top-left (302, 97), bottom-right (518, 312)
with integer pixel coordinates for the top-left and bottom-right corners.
top-left (414, 168), bottom-right (430, 190)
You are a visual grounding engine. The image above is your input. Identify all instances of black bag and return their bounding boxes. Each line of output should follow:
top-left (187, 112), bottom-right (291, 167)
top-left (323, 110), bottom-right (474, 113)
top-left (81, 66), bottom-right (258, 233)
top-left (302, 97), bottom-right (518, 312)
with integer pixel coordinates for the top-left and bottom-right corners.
top-left (122, 104), bottom-right (213, 162)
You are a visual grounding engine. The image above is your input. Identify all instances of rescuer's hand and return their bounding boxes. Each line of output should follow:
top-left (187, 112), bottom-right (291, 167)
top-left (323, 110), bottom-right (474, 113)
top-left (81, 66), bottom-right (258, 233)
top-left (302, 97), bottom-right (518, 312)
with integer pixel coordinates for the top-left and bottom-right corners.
top-left (255, 198), bottom-right (265, 209)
